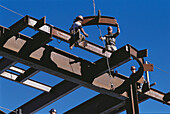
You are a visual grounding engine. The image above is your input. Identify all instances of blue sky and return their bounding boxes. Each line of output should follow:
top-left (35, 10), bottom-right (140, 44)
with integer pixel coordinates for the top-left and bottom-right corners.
top-left (0, 0), bottom-right (170, 113)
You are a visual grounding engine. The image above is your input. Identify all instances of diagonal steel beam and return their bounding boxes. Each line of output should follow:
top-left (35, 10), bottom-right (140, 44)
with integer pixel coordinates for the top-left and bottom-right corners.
top-left (9, 80), bottom-right (80, 114)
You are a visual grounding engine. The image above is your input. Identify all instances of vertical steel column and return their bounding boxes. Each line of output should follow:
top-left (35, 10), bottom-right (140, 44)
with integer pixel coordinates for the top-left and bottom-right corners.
top-left (126, 82), bottom-right (139, 114)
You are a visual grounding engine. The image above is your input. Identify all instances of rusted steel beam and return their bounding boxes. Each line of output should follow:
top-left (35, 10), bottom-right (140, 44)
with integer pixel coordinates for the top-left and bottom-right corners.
top-left (9, 80), bottom-right (80, 114)
top-left (9, 16), bottom-right (28, 33)
top-left (26, 16), bottom-right (113, 57)
top-left (109, 92), bottom-right (149, 114)
top-left (34, 16), bottom-right (46, 29)
top-left (16, 67), bottom-right (39, 82)
top-left (0, 25), bottom-right (126, 100)
top-left (64, 94), bottom-right (123, 114)
top-left (82, 16), bottom-right (117, 26)
top-left (64, 89), bottom-right (150, 114)
top-left (144, 88), bottom-right (170, 105)
top-left (126, 83), bottom-right (139, 114)
top-left (0, 57), bottom-right (16, 74)
top-left (92, 45), bottom-right (132, 77)
top-left (0, 71), bottom-right (51, 92)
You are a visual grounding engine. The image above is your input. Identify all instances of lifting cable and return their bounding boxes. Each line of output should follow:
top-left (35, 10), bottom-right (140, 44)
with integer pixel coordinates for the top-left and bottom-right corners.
top-left (0, 105), bottom-right (17, 113)
top-left (92, 0), bottom-right (114, 89)
top-left (0, 4), bottom-right (24, 17)
top-left (148, 61), bottom-right (170, 76)
top-left (0, 4), bottom-right (62, 44)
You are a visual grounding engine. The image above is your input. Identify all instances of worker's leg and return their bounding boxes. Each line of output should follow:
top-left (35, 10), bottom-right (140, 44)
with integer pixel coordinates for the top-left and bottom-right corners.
top-left (69, 32), bottom-right (79, 49)
top-left (110, 45), bottom-right (117, 52)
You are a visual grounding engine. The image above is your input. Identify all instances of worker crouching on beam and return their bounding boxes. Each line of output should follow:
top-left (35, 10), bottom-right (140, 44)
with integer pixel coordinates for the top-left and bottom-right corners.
top-left (69, 15), bottom-right (88, 49)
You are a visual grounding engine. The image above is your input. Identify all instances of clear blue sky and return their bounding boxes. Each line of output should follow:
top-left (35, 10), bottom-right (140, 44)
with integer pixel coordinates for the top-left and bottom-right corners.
top-left (0, 0), bottom-right (170, 113)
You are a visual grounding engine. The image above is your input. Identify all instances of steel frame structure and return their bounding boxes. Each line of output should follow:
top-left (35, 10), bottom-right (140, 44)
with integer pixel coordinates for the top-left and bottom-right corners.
top-left (0, 15), bottom-right (169, 114)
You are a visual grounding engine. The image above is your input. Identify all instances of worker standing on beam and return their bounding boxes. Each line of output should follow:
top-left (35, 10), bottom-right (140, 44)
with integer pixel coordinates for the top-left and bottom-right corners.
top-left (69, 15), bottom-right (89, 49)
top-left (99, 23), bottom-right (120, 52)
top-left (130, 66), bottom-right (144, 89)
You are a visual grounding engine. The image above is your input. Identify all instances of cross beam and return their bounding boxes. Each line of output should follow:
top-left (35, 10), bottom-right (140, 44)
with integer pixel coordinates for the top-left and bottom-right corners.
top-left (7, 15), bottom-right (113, 57)
top-left (9, 80), bottom-right (80, 114)
top-left (0, 25), bottom-right (127, 100)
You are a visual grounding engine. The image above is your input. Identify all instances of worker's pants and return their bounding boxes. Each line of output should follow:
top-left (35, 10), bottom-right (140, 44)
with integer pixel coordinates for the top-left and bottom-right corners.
top-left (106, 45), bottom-right (117, 52)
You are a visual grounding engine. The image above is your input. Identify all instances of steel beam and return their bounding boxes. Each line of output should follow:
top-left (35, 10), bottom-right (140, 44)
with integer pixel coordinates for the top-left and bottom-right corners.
top-left (9, 66), bottom-right (25, 74)
top-left (64, 94), bottom-right (123, 114)
top-left (126, 83), bottom-right (139, 114)
top-left (144, 88), bottom-right (170, 105)
top-left (9, 80), bottom-right (80, 114)
top-left (26, 16), bottom-right (112, 57)
top-left (0, 57), bottom-right (16, 74)
top-left (0, 25), bottom-right (126, 100)
top-left (16, 67), bottom-right (39, 82)
top-left (64, 90), bottom-right (149, 114)
top-left (82, 16), bottom-right (117, 26)
top-left (0, 71), bottom-right (51, 92)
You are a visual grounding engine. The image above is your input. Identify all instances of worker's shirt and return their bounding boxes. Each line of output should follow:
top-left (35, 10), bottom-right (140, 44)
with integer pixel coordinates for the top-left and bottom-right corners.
top-left (102, 33), bottom-right (117, 45)
top-left (70, 21), bottom-right (82, 34)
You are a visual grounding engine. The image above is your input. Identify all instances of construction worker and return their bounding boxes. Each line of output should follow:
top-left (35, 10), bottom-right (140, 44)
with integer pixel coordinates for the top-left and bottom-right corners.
top-left (69, 15), bottom-right (88, 49)
top-left (49, 108), bottom-right (57, 114)
top-left (99, 23), bottom-right (120, 52)
top-left (130, 66), bottom-right (143, 89)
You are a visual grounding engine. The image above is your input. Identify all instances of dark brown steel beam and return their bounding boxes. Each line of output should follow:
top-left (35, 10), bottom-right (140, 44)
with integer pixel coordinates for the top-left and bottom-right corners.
top-left (0, 71), bottom-right (52, 92)
top-left (26, 16), bottom-right (112, 57)
top-left (0, 57), bottom-right (16, 74)
top-left (82, 16), bottom-right (117, 26)
top-left (9, 80), bottom-right (80, 114)
top-left (144, 88), bottom-right (170, 105)
top-left (9, 16), bottom-right (28, 33)
top-left (0, 25), bottom-right (126, 100)
top-left (64, 91), bottom-right (149, 114)
top-left (64, 94), bottom-right (123, 114)
top-left (126, 83), bottom-right (139, 114)
top-left (16, 67), bottom-right (39, 82)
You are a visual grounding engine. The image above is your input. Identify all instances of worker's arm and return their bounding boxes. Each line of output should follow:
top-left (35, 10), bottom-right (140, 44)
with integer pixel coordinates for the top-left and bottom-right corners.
top-left (99, 36), bottom-right (106, 41)
top-left (113, 23), bottom-right (120, 38)
top-left (80, 28), bottom-right (88, 37)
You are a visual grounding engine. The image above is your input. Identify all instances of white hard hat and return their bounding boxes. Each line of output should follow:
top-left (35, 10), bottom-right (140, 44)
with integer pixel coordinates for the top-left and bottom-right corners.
top-left (77, 15), bottom-right (83, 20)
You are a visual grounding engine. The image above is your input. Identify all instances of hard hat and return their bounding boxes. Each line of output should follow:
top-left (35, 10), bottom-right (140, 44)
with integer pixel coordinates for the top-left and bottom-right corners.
top-left (107, 26), bottom-right (113, 31)
top-left (49, 108), bottom-right (57, 112)
top-left (77, 15), bottom-right (83, 20)
top-left (131, 66), bottom-right (136, 70)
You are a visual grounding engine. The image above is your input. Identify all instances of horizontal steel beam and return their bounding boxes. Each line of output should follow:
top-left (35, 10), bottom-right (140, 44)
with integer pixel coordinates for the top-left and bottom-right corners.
top-left (16, 67), bottom-right (39, 82)
top-left (0, 25), bottom-right (126, 100)
top-left (64, 94), bottom-right (123, 114)
top-left (0, 57), bottom-right (16, 74)
top-left (0, 71), bottom-right (51, 92)
top-left (9, 66), bottom-right (25, 74)
top-left (64, 91), bottom-right (149, 114)
top-left (144, 88), bottom-right (170, 105)
top-left (10, 80), bottom-right (80, 114)
top-left (26, 16), bottom-right (112, 57)
top-left (82, 16), bottom-right (117, 26)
